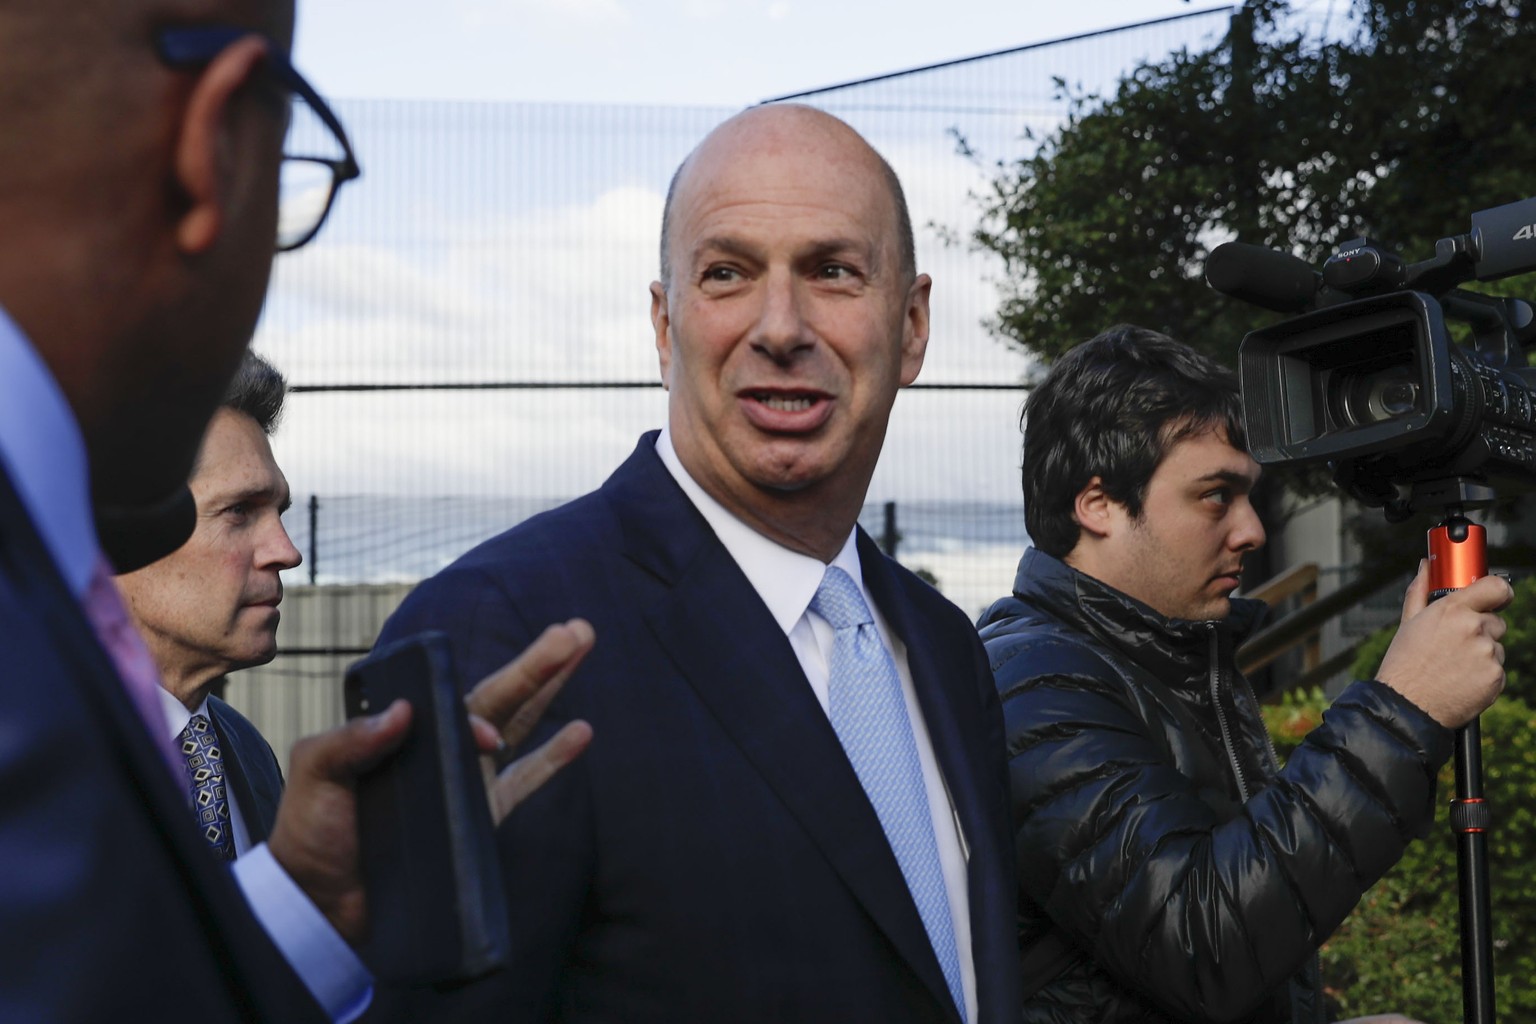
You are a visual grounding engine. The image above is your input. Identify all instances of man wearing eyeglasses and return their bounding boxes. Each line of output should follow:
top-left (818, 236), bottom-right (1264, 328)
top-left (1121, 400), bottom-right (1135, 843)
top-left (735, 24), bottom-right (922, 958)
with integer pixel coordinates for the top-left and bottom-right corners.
top-left (0, 4), bottom-right (591, 1021)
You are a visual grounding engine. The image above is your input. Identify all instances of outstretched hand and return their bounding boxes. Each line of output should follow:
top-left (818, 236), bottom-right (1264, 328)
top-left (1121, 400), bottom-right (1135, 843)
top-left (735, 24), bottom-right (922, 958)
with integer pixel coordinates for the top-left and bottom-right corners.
top-left (465, 618), bottom-right (595, 823)
top-left (266, 619), bottom-right (595, 944)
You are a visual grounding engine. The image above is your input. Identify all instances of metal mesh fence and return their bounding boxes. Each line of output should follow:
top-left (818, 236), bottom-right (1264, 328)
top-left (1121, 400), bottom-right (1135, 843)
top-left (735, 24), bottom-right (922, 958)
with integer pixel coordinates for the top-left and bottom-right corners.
top-left (255, 7), bottom-right (1237, 623)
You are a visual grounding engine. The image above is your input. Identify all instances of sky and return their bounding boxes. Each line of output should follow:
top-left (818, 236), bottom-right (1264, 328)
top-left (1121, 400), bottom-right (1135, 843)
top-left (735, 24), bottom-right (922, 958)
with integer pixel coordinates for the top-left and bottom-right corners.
top-left (293, 0), bottom-right (1234, 106)
top-left (265, 0), bottom-right (1251, 601)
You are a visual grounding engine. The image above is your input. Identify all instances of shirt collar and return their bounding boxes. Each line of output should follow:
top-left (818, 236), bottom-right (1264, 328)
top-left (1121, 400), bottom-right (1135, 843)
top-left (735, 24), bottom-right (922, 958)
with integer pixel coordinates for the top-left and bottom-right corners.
top-left (0, 303), bottom-right (97, 597)
top-left (158, 686), bottom-right (210, 742)
top-left (655, 429), bottom-right (864, 635)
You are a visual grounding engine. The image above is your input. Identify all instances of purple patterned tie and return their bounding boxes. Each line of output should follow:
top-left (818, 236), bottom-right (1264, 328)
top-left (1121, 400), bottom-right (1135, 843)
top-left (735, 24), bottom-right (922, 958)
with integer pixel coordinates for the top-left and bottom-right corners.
top-left (180, 713), bottom-right (235, 860)
top-left (81, 554), bottom-right (182, 779)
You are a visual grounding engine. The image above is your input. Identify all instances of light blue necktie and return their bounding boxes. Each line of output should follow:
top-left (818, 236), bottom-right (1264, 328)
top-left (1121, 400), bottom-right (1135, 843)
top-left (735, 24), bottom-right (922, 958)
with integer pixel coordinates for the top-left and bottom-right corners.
top-left (812, 566), bottom-right (966, 1022)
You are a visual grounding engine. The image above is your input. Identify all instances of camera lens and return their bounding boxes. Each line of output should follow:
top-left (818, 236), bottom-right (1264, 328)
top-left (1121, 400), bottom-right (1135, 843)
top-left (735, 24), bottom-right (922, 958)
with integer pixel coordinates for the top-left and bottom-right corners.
top-left (1334, 365), bottom-right (1420, 426)
top-left (1370, 375), bottom-right (1420, 419)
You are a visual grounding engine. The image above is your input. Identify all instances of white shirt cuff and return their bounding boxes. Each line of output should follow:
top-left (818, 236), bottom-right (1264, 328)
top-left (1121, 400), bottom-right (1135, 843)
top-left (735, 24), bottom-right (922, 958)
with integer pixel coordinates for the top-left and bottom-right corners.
top-left (232, 842), bottom-right (374, 1024)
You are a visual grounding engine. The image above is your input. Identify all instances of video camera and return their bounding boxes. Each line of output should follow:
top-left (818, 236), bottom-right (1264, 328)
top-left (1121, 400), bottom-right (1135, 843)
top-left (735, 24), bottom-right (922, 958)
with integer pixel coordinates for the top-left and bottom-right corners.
top-left (1207, 197), bottom-right (1536, 520)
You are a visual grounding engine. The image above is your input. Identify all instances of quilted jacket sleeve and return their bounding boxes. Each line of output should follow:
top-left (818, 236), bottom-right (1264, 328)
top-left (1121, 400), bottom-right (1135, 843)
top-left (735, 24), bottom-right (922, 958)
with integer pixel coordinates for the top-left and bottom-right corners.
top-left (995, 635), bottom-right (1452, 1024)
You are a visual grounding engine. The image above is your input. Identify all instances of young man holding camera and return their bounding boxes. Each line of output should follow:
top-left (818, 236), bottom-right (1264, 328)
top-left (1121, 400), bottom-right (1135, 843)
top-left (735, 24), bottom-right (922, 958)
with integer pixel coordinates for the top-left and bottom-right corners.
top-left (980, 325), bottom-right (1510, 1023)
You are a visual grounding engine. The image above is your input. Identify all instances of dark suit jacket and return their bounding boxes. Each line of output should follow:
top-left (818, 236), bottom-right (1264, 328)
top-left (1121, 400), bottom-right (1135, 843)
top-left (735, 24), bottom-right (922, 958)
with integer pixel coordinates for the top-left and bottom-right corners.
top-left (209, 692), bottom-right (284, 844)
top-left (0, 467), bottom-right (326, 1023)
top-left (378, 434), bottom-right (1021, 1024)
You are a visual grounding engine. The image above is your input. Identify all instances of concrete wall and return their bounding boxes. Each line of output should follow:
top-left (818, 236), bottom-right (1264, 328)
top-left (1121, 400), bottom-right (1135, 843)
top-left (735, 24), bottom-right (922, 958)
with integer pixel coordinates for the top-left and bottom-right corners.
top-left (220, 583), bottom-right (414, 775)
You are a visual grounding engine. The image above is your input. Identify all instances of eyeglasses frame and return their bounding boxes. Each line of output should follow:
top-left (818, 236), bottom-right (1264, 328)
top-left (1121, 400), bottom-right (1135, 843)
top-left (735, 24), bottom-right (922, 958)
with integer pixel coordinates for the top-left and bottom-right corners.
top-left (155, 25), bottom-right (362, 251)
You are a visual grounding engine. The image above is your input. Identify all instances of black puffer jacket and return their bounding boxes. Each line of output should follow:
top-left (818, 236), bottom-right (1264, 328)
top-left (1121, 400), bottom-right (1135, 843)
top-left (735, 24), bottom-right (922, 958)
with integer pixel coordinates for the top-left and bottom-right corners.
top-left (978, 548), bottom-right (1453, 1024)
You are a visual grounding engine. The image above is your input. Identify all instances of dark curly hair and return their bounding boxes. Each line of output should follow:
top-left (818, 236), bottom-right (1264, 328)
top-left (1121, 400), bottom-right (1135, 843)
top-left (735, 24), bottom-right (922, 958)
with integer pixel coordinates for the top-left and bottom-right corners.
top-left (1023, 325), bottom-right (1246, 558)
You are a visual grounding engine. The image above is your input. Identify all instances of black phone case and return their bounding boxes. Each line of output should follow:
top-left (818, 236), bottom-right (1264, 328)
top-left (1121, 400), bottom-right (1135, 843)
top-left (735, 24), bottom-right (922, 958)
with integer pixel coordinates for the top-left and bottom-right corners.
top-left (343, 631), bottom-right (510, 985)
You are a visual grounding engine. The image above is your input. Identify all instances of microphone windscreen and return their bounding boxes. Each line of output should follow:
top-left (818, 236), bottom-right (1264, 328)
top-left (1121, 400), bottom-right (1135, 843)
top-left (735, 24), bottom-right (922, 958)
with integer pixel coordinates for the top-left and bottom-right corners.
top-left (96, 485), bottom-right (197, 573)
top-left (1206, 242), bottom-right (1321, 313)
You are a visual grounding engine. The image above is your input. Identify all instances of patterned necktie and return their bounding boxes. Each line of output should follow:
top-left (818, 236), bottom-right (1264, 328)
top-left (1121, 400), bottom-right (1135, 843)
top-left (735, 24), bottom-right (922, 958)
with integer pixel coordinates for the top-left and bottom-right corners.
top-left (81, 555), bottom-right (182, 779)
top-left (811, 566), bottom-right (966, 1022)
top-left (179, 714), bottom-right (235, 861)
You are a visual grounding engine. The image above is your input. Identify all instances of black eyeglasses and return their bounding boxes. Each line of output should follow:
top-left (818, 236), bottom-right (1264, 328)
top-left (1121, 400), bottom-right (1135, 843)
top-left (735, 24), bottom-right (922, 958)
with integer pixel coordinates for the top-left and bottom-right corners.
top-left (156, 26), bottom-right (361, 251)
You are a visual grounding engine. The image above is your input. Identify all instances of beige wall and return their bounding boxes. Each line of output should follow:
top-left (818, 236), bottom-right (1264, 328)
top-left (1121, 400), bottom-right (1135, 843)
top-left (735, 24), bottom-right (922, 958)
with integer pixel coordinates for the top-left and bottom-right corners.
top-left (220, 583), bottom-right (414, 775)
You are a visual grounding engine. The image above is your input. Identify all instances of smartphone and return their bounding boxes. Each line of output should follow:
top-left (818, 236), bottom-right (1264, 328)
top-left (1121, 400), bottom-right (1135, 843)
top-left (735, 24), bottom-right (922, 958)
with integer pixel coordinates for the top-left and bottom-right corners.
top-left (344, 631), bottom-right (510, 985)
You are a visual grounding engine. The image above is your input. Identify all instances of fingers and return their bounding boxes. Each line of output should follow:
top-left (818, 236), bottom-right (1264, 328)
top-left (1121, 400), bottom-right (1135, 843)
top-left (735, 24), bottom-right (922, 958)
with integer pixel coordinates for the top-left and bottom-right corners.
top-left (1381, 567), bottom-right (1510, 729)
top-left (468, 714), bottom-right (503, 755)
top-left (1399, 560), bottom-right (1429, 622)
top-left (269, 700), bottom-right (412, 944)
top-left (466, 618), bottom-right (595, 747)
top-left (289, 698), bottom-right (412, 783)
top-left (489, 719), bottom-right (594, 824)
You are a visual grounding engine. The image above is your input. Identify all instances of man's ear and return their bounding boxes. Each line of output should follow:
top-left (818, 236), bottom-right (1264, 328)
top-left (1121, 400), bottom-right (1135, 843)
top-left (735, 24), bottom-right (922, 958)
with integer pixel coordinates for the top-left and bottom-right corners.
top-left (650, 280), bottom-right (672, 390)
top-left (1072, 476), bottom-right (1117, 540)
top-left (172, 35), bottom-right (271, 255)
top-left (897, 273), bottom-right (931, 387)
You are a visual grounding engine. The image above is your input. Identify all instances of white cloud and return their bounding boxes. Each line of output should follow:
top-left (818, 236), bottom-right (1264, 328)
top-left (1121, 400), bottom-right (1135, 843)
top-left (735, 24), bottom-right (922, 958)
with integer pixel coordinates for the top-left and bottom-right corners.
top-left (681, 0), bottom-right (727, 18)
top-left (256, 107), bottom-right (1035, 510)
top-left (447, 0), bottom-right (632, 31)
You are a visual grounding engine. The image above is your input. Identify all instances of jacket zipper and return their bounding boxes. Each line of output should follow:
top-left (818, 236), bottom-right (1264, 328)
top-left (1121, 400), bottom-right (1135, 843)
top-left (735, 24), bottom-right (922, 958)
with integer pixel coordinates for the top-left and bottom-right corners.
top-left (1206, 623), bottom-right (1250, 801)
top-left (1242, 673), bottom-right (1284, 776)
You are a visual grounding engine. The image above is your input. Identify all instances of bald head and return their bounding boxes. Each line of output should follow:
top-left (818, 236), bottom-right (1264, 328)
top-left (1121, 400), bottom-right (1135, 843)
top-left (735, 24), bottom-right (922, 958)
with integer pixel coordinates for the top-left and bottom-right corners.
top-left (658, 105), bottom-right (915, 290)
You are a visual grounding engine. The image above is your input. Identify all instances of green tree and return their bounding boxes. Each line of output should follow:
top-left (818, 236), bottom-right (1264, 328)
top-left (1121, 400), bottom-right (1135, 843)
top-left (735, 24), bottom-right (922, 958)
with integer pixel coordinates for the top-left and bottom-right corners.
top-left (1252, 576), bottom-right (1536, 1018)
top-left (985, 4), bottom-right (1536, 1012)
top-left (1266, 685), bottom-right (1536, 1020)
top-left (973, 0), bottom-right (1536, 367)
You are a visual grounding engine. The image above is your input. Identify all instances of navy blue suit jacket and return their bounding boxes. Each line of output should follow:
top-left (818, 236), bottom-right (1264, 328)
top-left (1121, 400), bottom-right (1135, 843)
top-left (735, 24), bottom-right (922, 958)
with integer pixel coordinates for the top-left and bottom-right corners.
top-left (0, 467), bottom-right (325, 1023)
top-left (378, 434), bottom-right (1021, 1023)
top-left (210, 693), bottom-right (284, 844)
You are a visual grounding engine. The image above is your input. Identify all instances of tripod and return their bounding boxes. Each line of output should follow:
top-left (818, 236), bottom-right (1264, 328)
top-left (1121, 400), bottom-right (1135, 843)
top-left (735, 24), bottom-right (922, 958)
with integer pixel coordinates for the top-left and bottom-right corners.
top-left (1417, 479), bottom-right (1497, 1024)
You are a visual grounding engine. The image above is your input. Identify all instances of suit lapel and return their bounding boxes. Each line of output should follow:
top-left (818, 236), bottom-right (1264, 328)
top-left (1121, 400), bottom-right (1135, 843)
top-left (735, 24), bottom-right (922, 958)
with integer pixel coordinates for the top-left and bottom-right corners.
top-left (861, 537), bottom-right (988, 867)
top-left (0, 467), bottom-right (318, 1020)
top-left (862, 536), bottom-right (1016, 1020)
top-left (0, 469), bottom-right (189, 819)
top-left (607, 439), bottom-right (959, 1022)
top-left (209, 698), bottom-right (282, 845)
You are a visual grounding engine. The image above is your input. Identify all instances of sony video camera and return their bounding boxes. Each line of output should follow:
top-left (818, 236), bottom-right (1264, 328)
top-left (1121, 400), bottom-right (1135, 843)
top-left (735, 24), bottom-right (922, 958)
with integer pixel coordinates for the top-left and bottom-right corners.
top-left (1207, 197), bottom-right (1536, 519)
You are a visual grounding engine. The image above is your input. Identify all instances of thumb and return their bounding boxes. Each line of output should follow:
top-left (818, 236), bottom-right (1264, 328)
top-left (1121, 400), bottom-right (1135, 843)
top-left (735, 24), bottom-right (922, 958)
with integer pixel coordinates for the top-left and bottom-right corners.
top-left (1454, 572), bottom-right (1515, 614)
top-left (1399, 559), bottom-right (1430, 623)
top-left (292, 698), bottom-right (413, 783)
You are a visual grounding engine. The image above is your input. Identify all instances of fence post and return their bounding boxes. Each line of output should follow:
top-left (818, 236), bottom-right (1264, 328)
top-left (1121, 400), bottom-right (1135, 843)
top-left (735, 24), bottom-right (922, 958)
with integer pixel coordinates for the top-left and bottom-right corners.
top-left (881, 500), bottom-right (899, 558)
top-left (308, 494), bottom-right (319, 585)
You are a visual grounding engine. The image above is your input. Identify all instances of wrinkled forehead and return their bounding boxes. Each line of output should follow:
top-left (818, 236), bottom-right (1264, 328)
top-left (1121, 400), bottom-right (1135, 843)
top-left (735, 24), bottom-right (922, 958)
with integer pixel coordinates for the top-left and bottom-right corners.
top-left (190, 408), bottom-right (285, 486)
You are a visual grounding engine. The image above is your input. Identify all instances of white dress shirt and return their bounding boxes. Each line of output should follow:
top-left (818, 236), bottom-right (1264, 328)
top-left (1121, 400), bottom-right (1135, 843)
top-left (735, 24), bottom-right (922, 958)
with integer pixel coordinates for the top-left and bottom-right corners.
top-left (656, 430), bottom-right (977, 1023)
top-left (0, 305), bottom-right (369, 1024)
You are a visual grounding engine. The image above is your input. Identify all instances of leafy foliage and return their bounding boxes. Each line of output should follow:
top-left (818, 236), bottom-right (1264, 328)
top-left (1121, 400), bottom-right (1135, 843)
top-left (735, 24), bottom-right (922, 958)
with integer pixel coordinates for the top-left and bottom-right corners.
top-left (1265, 692), bottom-right (1536, 1021)
top-left (1351, 573), bottom-right (1536, 708)
top-left (993, 4), bottom-right (1536, 1012)
top-left (1255, 574), bottom-right (1536, 1019)
top-left (973, 0), bottom-right (1536, 369)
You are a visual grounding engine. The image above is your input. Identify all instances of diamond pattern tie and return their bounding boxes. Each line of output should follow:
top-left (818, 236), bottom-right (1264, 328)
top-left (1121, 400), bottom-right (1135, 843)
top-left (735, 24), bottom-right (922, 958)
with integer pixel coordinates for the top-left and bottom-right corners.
top-left (179, 714), bottom-right (235, 861)
top-left (812, 566), bottom-right (966, 1022)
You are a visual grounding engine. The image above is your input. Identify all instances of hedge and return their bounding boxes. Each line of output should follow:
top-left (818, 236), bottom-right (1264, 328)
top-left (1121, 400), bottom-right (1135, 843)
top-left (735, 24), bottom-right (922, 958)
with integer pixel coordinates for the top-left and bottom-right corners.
top-left (1260, 577), bottom-right (1536, 1020)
